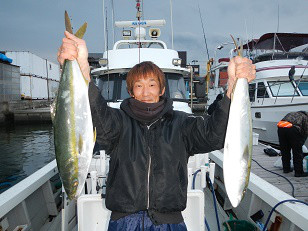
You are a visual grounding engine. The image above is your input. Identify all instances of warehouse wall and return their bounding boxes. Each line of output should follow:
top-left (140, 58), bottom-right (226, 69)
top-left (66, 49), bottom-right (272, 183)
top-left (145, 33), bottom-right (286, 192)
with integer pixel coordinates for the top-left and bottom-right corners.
top-left (0, 62), bottom-right (20, 102)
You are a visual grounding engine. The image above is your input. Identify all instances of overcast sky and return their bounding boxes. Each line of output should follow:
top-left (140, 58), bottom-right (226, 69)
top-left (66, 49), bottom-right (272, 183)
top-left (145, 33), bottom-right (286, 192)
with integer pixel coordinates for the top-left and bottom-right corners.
top-left (1, 0), bottom-right (307, 74)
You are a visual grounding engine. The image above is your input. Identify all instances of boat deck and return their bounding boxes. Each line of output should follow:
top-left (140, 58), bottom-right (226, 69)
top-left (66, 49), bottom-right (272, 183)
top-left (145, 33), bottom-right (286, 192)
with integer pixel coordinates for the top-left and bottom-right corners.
top-left (251, 143), bottom-right (308, 203)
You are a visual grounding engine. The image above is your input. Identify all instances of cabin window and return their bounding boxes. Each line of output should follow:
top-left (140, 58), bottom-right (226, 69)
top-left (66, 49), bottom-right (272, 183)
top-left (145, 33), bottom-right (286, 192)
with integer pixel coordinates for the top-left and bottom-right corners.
top-left (97, 74), bottom-right (121, 100)
top-left (268, 81), bottom-right (299, 97)
top-left (296, 80), bottom-right (308, 96)
top-left (97, 72), bottom-right (188, 101)
top-left (121, 79), bottom-right (130, 99)
top-left (257, 82), bottom-right (269, 98)
top-left (249, 83), bottom-right (256, 102)
top-left (99, 78), bottom-right (115, 100)
top-left (165, 73), bottom-right (187, 100)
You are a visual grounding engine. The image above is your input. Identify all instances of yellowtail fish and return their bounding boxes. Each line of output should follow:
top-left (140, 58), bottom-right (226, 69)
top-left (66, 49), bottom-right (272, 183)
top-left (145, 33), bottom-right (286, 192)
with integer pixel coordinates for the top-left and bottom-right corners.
top-left (51, 11), bottom-right (95, 200)
top-left (223, 36), bottom-right (252, 207)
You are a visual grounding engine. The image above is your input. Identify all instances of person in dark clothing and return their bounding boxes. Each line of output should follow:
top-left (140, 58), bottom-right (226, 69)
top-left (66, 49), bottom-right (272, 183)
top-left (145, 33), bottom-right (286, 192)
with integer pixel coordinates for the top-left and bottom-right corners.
top-left (277, 111), bottom-right (308, 177)
top-left (207, 93), bottom-right (223, 115)
top-left (57, 31), bottom-right (256, 230)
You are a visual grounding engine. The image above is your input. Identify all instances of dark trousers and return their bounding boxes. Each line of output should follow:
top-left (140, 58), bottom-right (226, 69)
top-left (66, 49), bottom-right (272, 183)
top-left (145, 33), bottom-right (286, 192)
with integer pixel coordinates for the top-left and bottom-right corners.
top-left (278, 127), bottom-right (306, 174)
top-left (108, 211), bottom-right (187, 231)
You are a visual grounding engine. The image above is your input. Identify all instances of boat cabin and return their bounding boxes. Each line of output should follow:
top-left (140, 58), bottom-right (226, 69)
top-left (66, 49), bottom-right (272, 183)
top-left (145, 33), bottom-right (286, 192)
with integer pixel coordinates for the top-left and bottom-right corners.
top-left (91, 20), bottom-right (192, 113)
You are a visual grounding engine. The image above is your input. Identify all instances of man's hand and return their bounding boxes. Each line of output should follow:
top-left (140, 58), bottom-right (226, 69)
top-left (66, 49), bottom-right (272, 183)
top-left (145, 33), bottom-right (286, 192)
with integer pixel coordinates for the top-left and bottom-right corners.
top-left (226, 56), bottom-right (256, 98)
top-left (57, 31), bottom-right (91, 81)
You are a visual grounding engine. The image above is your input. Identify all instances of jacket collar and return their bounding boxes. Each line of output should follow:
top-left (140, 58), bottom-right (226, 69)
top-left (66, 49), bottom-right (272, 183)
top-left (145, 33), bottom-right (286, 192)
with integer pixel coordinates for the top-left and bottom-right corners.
top-left (120, 97), bottom-right (174, 124)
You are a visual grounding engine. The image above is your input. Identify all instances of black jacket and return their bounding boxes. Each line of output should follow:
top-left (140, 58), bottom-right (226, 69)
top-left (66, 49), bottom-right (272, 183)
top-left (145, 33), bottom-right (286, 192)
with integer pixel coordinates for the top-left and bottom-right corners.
top-left (282, 111), bottom-right (308, 138)
top-left (88, 82), bottom-right (230, 224)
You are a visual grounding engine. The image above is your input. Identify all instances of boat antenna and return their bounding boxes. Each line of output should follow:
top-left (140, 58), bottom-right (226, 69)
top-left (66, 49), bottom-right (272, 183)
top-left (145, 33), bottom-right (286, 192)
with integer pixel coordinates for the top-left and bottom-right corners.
top-left (170, 0), bottom-right (174, 49)
top-left (277, 4), bottom-right (280, 33)
top-left (272, 33), bottom-right (277, 59)
top-left (142, 0), bottom-right (144, 20)
top-left (111, 0), bottom-right (115, 45)
top-left (136, 0), bottom-right (142, 63)
top-left (197, 0), bottom-right (210, 61)
top-left (105, 6), bottom-right (110, 99)
top-left (244, 19), bottom-right (250, 56)
top-left (103, 0), bottom-right (107, 51)
top-left (250, 15), bottom-right (255, 55)
top-left (272, 4), bottom-right (280, 59)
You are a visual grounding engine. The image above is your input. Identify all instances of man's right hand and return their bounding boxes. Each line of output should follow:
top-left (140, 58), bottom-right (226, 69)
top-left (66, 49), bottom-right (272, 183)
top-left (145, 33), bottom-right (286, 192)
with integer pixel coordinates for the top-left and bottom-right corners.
top-left (57, 31), bottom-right (91, 81)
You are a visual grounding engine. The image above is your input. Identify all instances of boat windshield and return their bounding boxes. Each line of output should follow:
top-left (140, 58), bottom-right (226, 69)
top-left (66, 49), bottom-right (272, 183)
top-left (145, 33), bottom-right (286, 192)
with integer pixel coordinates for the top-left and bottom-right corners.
top-left (267, 81), bottom-right (299, 97)
top-left (296, 80), bottom-right (308, 96)
top-left (165, 73), bottom-right (187, 100)
top-left (96, 72), bottom-right (188, 101)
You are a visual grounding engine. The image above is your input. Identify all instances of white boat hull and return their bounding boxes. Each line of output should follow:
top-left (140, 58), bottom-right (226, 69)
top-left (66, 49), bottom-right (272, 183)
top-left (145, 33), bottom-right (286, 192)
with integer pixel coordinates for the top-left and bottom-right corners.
top-left (252, 102), bottom-right (308, 147)
top-left (2, 150), bottom-right (308, 230)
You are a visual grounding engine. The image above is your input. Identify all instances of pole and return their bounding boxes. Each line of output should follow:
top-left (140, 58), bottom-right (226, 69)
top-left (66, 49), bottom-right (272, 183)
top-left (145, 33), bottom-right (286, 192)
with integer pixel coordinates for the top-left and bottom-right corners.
top-left (103, 0), bottom-right (107, 51)
top-left (111, 0), bottom-right (115, 45)
top-left (169, 0), bottom-right (174, 49)
top-left (190, 66), bottom-right (193, 109)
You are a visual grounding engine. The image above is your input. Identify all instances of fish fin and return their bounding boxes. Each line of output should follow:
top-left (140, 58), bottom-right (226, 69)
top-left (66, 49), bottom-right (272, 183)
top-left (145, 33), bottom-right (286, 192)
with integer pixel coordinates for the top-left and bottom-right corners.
top-left (93, 127), bottom-right (97, 143)
top-left (65, 11), bottom-right (87, 39)
top-left (74, 22), bottom-right (87, 39)
top-left (78, 134), bottom-right (83, 154)
top-left (229, 35), bottom-right (243, 101)
top-left (230, 34), bottom-right (243, 57)
top-left (50, 95), bottom-right (57, 123)
top-left (65, 11), bottom-right (74, 34)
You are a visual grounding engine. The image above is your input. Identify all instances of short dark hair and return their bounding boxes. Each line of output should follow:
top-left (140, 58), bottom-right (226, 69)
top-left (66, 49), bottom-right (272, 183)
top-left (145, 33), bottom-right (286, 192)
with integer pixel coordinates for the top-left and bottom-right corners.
top-left (126, 61), bottom-right (166, 94)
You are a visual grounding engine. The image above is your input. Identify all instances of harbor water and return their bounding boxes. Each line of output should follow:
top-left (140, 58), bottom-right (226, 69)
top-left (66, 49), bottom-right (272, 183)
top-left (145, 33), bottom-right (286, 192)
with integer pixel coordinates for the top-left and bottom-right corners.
top-left (0, 124), bottom-right (55, 193)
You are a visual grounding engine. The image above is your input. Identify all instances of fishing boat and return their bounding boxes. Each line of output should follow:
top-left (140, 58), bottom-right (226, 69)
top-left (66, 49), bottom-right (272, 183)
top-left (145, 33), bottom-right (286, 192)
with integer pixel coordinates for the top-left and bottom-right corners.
top-left (90, 21), bottom-right (191, 113)
top-left (1, 3), bottom-right (308, 230)
top-left (2, 144), bottom-right (308, 230)
top-left (207, 57), bottom-right (229, 105)
top-left (0, 5), bottom-right (193, 230)
top-left (208, 33), bottom-right (308, 147)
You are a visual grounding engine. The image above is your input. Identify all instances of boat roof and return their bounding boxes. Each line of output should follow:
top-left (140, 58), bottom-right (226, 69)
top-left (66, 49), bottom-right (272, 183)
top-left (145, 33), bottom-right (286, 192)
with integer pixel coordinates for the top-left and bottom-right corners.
top-left (243, 33), bottom-right (308, 51)
top-left (91, 39), bottom-right (190, 76)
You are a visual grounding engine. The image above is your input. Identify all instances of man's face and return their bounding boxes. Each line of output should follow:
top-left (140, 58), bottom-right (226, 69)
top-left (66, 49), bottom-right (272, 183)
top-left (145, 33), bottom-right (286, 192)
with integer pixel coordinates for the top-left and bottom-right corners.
top-left (131, 77), bottom-right (165, 103)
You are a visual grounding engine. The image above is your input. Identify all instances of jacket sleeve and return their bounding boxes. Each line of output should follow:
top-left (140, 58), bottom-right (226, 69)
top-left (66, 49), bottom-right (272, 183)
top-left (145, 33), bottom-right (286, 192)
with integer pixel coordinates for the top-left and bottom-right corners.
top-left (182, 95), bottom-right (230, 155)
top-left (88, 81), bottom-right (122, 153)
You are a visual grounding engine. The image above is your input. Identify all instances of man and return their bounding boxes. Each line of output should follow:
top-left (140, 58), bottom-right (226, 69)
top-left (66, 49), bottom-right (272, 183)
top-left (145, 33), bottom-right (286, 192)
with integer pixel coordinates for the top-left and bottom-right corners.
top-left (277, 111), bottom-right (308, 177)
top-left (58, 31), bottom-right (256, 230)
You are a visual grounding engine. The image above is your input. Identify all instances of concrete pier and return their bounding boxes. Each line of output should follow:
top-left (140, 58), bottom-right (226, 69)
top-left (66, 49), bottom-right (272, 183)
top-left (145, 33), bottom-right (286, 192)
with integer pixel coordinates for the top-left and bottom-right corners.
top-left (0, 100), bottom-right (52, 125)
top-left (13, 107), bottom-right (51, 124)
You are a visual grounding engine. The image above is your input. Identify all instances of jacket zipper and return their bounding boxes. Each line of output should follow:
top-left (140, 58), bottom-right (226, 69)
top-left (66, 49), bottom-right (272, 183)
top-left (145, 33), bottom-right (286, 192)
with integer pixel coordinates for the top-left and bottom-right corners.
top-left (146, 119), bottom-right (159, 209)
top-left (147, 151), bottom-right (151, 209)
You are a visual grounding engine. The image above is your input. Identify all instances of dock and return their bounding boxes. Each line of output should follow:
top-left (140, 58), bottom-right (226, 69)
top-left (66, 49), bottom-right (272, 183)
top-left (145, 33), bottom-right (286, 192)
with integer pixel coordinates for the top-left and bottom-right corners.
top-left (1, 100), bottom-right (52, 125)
top-left (13, 107), bottom-right (51, 124)
top-left (251, 143), bottom-right (308, 203)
